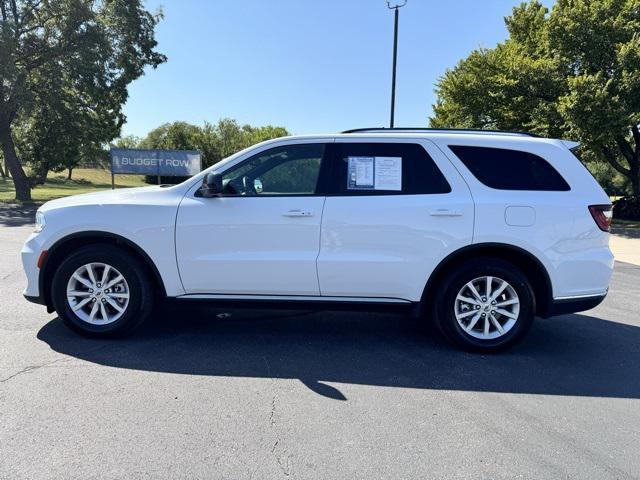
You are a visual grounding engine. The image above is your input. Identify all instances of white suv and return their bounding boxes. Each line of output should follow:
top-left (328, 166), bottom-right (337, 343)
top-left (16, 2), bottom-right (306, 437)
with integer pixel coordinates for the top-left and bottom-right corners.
top-left (21, 129), bottom-right (614, 351)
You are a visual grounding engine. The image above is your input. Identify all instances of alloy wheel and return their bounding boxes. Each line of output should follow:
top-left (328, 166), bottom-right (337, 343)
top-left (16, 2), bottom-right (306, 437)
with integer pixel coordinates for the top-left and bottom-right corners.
top-left (66, 262), bottom-right (130, 325)
top-left (454, 276), bottom-right (520, 340)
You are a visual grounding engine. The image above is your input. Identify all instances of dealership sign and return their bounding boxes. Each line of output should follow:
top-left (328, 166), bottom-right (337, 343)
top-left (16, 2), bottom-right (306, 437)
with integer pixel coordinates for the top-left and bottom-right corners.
top-left (110, 148), bottom-right (202, 177)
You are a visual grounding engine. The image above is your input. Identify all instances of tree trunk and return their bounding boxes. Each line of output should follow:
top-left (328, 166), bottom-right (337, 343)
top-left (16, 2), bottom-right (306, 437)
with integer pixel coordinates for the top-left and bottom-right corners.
top-left (0, 125), bottom-right (32, 201)
top-left (632, 126), bottom-right (640, 197)
top-left (67, 167), bottom-right (73, 180)
top-left (0, 159), bottom-right (6, 178)
top-left (631, 164), bottom-right (639, 197)
top-left (610, 132), bottom-right (640, 198)
top-left (33, 166), bottom-right (48, 185)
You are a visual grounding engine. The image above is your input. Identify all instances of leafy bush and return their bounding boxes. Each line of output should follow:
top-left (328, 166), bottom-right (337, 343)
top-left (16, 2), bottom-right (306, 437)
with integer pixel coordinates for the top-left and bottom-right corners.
top-left (613, 196), bottom-right (640, 221)
top-left (144, 175), bottom-right (190, 185)
top-left (584, 160), bottom-right (631, 197)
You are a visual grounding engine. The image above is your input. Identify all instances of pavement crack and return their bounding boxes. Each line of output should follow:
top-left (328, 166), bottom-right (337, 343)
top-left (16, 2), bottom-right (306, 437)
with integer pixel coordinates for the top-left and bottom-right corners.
top-left (0, 357), bottom-right (71, 384)
top-left (263, 355), bottom-right (278, 427)
top-left (1, 271), bottom-right (16, 280)
top-left (263, 355), bottom-right (292, 478)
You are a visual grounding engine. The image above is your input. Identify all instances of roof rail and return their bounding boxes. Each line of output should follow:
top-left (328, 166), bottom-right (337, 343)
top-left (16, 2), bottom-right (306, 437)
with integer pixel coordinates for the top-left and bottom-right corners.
top-left (341, 127), bottom-right (540, 137)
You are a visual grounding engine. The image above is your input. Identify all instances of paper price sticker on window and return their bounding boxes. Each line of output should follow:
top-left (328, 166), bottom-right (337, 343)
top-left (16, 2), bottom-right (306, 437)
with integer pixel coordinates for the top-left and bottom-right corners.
top-left (347, 156), bottom-right (375, 189)
top-left (347, 156), bottom-right (402, 191)
top-left (374, 156), bottom-right (402, 191)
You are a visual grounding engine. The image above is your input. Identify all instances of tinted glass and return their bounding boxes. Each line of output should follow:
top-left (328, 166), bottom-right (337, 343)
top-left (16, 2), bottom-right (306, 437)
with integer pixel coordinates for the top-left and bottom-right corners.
top-left (221, 144), bottom-right (325, 195)
top-left (331, 143), bottom-right (451, 195)
top-left (449, 145), bottom-right (570, 191)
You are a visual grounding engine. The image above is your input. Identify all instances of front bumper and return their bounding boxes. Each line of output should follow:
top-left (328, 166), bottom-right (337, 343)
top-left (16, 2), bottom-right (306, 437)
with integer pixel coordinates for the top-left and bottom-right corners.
top-left (21, 231), bottom-right (46, 300)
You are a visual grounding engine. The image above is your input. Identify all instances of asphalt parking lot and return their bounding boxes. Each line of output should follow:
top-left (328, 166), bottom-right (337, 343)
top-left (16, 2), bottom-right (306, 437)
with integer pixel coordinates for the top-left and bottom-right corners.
top-left (1, 213), bottom-right (639, 479)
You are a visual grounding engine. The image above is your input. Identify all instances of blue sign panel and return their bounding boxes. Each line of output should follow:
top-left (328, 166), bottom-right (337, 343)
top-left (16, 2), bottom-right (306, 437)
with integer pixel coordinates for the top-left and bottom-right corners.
top-left (110, 148), bottom-right (201, 176)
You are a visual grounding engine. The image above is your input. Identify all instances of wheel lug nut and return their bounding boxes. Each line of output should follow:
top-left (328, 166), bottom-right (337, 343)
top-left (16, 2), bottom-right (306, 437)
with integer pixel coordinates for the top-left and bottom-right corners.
top-left (92, 298), bottom-right (97, 302)
top-left (89, 289), bottom-right (93, 293)
top-left (475, 305), bottom-right (480, 310)
top-left (482, 297), bottom-right (487, 302)
top-left (481, 313), bottom-right (486, 317)
top-left (491, 311), bottom-right (496, 315)
top-left (491, 301), bottom-right (496, 305)
top-left (97, 283), bottom-right (101, 288)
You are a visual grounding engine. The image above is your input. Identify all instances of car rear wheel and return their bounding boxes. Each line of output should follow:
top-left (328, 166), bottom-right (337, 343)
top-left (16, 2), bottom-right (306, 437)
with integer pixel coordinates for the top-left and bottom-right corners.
top-left (51, 244), bottom-right (153, 337)
top-left (434, 258), bottom-right (535, 352)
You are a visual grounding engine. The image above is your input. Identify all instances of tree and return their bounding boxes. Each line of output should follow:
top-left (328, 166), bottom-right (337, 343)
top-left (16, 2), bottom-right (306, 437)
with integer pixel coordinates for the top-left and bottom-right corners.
top-left (208, 119), bottom-right (289, 165)
top-left (431, 0), bottom-right (640, 196)
top-left (112, 134), bottom-right (141, 149)
top-left (138, 119), bottom-right (289, 174)
top-left (0, 0), bottom-right (166, 201)
top-left (139, 121), bottom-right (202, 151)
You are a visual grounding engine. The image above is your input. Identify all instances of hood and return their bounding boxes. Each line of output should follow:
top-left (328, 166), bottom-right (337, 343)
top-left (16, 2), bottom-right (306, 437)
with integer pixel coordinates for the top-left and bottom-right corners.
top-left (39, 185), bottom-right (166, 212)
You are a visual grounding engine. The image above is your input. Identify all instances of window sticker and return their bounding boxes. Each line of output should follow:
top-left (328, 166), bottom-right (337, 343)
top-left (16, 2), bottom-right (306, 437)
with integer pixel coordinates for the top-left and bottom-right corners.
top-left (347, 156), bottom-right (374, 189)
top-left (347, 156), bottom-right (402, 191)
top-left (374, 156), bottom-right (402, 191)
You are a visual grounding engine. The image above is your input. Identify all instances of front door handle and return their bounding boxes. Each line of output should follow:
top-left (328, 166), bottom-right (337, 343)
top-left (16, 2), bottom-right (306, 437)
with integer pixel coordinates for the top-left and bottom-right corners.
top-left (283, 209), bottom-right (313, 217)
top-left (429, 209), bottom-right (463, 217)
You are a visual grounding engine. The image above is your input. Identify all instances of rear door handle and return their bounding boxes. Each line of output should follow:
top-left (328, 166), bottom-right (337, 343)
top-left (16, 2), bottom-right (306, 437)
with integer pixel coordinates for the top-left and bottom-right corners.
top-left (429, 209), bottom-right (463, 217)
top-left (283, 209), bottom-right (313, 217)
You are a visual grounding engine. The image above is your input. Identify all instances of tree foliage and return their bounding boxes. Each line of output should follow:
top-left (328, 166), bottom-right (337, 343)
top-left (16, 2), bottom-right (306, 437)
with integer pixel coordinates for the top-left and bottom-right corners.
top-left (119, 119), bottom-right (289, 184)
top-left (0, 0), bottom-right (166, 200)
top-left (136, 118), bottom-right (289, 167)
top-left (431, 0), bottom-right (640, 196)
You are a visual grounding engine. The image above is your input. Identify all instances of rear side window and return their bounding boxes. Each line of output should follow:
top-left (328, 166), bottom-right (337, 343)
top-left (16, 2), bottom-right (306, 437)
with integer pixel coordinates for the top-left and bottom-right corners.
top-left (331, 143), bottom-right (451, 195)
top-left (449, 145), bottom-right (570, 191)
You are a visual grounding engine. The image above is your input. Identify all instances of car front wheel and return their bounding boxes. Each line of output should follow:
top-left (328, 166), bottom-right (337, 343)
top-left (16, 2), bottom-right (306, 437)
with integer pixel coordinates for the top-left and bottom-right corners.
top-left (51, 244), bottom-right (153, 337)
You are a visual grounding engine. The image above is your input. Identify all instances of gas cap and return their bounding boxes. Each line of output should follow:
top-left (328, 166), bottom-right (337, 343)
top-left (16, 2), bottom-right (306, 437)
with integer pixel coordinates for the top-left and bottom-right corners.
top-left (504, 206), bottom-right (536, 227)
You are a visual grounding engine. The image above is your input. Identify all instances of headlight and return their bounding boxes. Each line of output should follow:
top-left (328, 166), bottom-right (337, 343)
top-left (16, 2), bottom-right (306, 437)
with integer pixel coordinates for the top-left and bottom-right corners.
top-left (35, 211), bottom-right (46, 233)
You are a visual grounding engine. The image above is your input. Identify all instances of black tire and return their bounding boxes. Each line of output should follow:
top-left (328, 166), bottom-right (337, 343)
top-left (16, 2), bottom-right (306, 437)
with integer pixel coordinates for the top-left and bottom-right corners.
top-left (51, 244), bottom-right (154, 337)
top-left (434, 257), bottom-right (535, 352)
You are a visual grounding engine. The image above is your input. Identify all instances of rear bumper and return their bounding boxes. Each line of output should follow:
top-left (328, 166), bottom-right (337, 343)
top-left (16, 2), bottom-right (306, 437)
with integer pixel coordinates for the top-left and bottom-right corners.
top-left (547, 293), bottom-right (607, 317)
top-left (24, 293), bottom-right (46, 306)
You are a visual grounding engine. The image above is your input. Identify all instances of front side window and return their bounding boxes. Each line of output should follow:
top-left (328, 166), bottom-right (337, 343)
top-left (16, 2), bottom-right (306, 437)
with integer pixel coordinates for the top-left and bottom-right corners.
top-left (449, 145), bottom-right (570, 191)
top-left (220, 144), bottom-right (325, 196)
top-left (330, 143), bottom-right (451, 195)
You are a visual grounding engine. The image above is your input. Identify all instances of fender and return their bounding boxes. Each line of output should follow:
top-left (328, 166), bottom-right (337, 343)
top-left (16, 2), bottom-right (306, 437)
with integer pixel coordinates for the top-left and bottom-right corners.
top-left (421, 242), bottom-right (553, 316)
top-left (39, 230), bottom-right (167, 307)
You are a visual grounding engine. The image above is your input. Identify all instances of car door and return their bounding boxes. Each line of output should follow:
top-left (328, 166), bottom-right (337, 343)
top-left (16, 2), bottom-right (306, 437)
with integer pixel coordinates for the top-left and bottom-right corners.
top-left (317, 138), bottom-right (474, 301)
top-left (176, 141), bottom-right (331, 296)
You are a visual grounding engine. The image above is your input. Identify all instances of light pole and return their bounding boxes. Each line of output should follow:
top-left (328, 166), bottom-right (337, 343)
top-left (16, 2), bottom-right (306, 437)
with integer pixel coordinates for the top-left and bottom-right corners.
top-left (387, 1), bottom-right (407, 128)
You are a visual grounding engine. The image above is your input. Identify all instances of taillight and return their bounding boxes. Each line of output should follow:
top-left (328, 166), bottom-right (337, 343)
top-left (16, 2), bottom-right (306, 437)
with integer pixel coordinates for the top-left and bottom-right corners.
top-left (588, 204), bottom-right (613, 232)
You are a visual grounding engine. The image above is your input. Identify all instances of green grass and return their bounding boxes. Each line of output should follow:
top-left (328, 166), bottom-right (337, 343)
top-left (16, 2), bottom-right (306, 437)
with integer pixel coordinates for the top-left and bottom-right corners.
top-left (613, 218), bottom-right (640, 228)
top-left (0, 168), bottom-right (147, 204)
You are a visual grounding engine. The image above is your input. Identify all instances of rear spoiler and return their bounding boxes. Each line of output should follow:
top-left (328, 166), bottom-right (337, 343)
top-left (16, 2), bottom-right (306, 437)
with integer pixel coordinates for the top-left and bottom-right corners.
top-left (560, 140), bottom-right (580, 151)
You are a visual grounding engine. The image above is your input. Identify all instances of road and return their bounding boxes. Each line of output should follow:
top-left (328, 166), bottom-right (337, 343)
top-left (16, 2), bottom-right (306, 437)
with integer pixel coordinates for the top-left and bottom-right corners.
top-left (1, 215), bottom-right (639, 479)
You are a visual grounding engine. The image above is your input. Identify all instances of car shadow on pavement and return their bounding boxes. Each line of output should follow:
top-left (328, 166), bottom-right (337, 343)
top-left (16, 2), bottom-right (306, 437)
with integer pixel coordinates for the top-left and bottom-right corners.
top-left (37, 305), bottom-right (640, 401)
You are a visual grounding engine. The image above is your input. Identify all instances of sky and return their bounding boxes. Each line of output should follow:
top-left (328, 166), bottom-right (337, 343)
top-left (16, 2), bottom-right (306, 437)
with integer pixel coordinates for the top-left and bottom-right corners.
top-left (122, 0), bottom-right (555, 138)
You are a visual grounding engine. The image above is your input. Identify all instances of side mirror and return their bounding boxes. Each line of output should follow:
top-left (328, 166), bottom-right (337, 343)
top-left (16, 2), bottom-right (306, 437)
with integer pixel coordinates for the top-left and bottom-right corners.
top-left (199, 173), bottom-right (223, 198)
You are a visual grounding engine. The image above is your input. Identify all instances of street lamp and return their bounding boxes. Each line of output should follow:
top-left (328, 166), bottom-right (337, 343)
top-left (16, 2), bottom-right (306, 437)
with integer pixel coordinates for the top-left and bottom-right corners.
top-left (387, 0), bottom-right (407, 128)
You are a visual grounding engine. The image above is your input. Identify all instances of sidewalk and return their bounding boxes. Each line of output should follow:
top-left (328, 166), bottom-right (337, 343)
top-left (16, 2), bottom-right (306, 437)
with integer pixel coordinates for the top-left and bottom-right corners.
top-left (610, 226), bottom-right (640, 266)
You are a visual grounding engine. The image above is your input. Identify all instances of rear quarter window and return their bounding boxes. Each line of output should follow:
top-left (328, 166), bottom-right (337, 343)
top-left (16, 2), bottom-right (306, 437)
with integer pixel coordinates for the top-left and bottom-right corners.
top-left (449, 145), bottom-right (570, 191)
